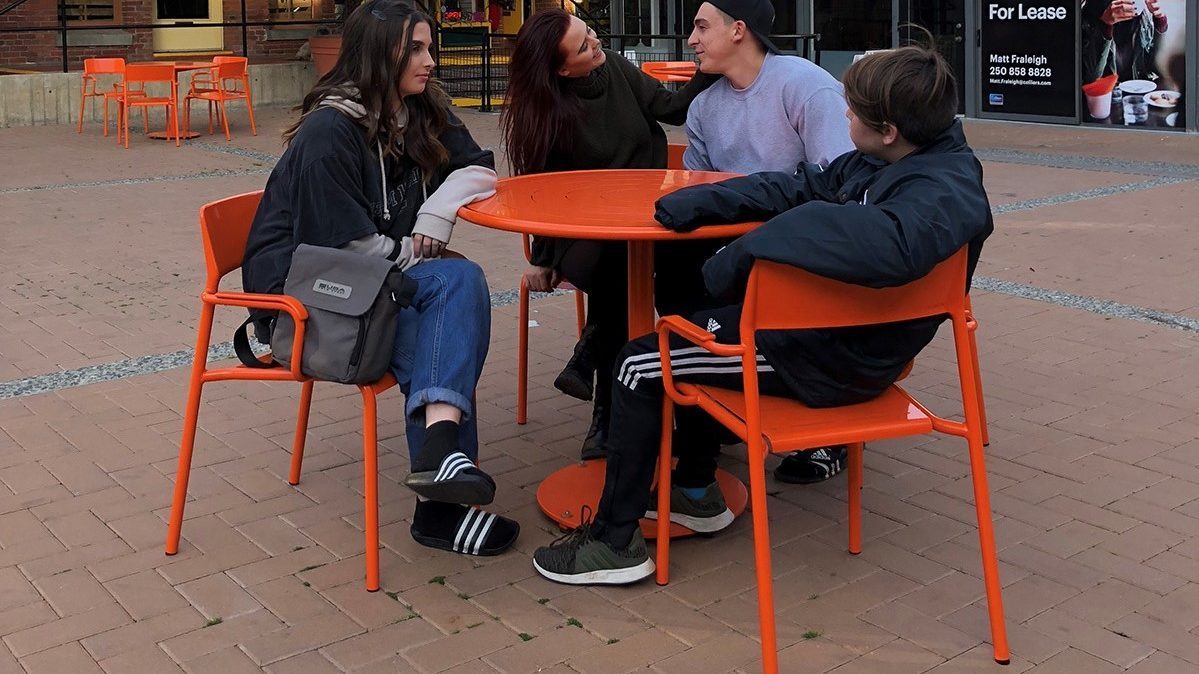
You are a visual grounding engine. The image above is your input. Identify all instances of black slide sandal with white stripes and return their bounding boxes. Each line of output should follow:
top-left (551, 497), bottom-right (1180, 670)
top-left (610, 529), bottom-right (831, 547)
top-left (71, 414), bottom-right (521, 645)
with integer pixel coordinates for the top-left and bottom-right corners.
top-left (773, 445), bottom-right (849, 484)
top-left (404, 451), bottom-right (497, 506)
top-left (410, 501), bottom-right (520, 556)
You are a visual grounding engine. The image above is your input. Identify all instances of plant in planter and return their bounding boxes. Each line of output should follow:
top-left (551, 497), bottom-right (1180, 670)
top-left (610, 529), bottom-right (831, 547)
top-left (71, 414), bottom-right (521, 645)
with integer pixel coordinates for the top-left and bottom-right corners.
top-left (309, 0), bottom-right (363, 78)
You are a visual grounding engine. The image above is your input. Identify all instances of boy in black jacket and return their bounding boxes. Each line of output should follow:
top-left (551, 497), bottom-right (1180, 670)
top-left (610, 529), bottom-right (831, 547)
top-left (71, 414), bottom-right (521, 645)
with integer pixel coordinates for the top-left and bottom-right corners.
top-left (532, 43), bottom-right (993, 585)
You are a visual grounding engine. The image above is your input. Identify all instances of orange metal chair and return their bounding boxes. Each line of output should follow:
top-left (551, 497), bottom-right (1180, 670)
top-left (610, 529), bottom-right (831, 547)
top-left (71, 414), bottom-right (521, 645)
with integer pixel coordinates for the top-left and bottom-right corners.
top-left (184, 56), bottom-right (258, 141)
top-left (516, 233), bottom-right (586, 424)
top-left (514, 143), bottom-right (689, 425)
top-left (165, 190), bottom-right (395, 591)
top-left (118, 63), bottom-right (181, 148)
top-left (77, 57), bottom-right (128, 137)
top-left (640, 60), bottom-right (698, 83)
top-left (654, 249), bottom-right (1008, 672)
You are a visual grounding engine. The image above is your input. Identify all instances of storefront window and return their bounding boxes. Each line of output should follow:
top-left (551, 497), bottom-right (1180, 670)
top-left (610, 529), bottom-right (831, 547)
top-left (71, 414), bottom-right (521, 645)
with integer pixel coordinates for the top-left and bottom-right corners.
top-left (813, 0), bottom-right (890, 76)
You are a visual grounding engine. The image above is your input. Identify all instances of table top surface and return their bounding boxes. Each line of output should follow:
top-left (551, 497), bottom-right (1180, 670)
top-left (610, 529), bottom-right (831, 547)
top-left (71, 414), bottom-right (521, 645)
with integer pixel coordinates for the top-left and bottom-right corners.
top-left (458, 169), bottom-right (760, 240)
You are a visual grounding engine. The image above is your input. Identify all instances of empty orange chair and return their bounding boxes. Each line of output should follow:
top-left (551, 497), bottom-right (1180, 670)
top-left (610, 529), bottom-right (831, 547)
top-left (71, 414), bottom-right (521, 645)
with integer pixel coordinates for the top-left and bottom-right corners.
top-left (118, 63), bottom-right (181, 147)
top-left (77, 57), bottom-right (126, 136)
top-left (165, 191), bottom-right (396, 591)
top-left (654, 248), bottom-right (1008, 672)
top-left (184, 56), bottom-right (258, 141)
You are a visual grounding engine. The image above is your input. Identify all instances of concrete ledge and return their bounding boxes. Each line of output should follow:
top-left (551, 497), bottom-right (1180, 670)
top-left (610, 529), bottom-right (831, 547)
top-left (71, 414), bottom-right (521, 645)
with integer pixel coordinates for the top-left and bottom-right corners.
top-left (0, 60), bottom-right (316, 128)
top-left (55, 29), bottom-right (133, 47)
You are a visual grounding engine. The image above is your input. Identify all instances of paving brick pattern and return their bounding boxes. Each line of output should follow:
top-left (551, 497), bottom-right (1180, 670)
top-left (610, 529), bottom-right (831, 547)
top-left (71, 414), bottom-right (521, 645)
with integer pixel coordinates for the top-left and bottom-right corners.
top-left (0, 106), bottom-right (1197, 672)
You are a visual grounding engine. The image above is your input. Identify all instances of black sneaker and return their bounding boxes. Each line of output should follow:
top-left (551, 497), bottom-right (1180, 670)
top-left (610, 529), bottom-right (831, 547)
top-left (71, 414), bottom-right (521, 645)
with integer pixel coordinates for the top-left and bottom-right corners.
top-left (532, 509), bottom-right (654, 586)
top-left (773, 446), bottom-right (849, 485)
top-left (404, 451), bottom-right (496, 505)
top-left (644, 481), bottom-right (734, 533)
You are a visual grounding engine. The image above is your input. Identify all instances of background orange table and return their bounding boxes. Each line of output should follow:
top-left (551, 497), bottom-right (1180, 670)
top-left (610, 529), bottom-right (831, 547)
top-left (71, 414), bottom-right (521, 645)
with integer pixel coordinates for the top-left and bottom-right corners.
top-left (641, 61), bottom-right (699, 83)
top-left (459, 169), bottom-right (760, 537)
top-left (130, 61), bottom-right (214, 140)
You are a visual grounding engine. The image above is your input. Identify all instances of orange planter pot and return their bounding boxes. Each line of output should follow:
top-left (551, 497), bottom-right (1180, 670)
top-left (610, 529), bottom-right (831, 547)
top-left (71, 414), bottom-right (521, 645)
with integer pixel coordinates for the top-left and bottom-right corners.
top-left (309, 35), bottom-right (342, 79)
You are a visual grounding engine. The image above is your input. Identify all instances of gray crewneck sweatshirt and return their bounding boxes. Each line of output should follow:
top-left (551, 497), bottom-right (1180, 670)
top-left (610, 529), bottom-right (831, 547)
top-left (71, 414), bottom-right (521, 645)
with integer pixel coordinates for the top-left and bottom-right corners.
top-left (683, 53), bottom-right (855, 173)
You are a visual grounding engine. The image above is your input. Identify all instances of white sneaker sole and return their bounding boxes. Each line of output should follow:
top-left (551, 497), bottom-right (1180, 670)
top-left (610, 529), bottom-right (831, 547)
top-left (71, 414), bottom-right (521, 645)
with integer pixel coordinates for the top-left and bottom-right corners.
top-left (533, 557), bottom-right (655, 585)
top-left (643, 507), bottom-right (735, 534)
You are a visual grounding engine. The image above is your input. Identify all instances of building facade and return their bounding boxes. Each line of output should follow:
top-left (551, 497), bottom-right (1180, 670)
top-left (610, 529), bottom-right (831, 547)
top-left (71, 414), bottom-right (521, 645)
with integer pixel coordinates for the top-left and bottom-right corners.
top-left (0, 0), bottom-right (335, 71)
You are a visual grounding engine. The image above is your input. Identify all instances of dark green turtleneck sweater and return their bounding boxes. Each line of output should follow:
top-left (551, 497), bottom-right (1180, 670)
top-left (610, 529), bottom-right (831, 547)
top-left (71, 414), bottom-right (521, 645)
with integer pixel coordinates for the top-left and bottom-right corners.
top-left (531, 50), bottom-right (717, 266)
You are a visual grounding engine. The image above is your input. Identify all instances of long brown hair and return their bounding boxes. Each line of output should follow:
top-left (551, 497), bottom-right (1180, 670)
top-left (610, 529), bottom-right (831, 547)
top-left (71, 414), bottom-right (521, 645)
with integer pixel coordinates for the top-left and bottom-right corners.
top-left (284, 0), bottom-right (450, 176)
top-left (500, 9), bottom-right (582, 175)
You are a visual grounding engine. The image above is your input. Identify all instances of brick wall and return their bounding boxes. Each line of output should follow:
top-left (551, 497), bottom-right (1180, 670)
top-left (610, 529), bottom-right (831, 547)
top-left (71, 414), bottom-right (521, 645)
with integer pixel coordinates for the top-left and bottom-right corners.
top-left (0, 0), bottom-right (326, 71)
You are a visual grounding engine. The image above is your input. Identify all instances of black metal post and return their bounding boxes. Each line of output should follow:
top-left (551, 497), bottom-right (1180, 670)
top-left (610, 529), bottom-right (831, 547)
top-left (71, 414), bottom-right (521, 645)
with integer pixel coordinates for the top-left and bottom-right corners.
top-left (58, 0), bottom-right (67, 72)
top-left (240, 0), bottom-right (248, 56)
top-left (480, 33), bottom-right (492, 113)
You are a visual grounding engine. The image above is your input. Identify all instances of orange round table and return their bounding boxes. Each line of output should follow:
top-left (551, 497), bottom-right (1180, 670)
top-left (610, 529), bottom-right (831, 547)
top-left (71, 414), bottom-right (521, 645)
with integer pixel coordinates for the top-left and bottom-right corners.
top-left (130, 61), bottom-right (215, 140)
top-left (458, 169), bottom-right (759, 537)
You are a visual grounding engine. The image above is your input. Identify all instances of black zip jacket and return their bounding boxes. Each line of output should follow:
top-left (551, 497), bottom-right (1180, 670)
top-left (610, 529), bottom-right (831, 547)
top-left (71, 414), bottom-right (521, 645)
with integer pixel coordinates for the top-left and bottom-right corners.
top-left (653, 121), bottom-right (992, 407)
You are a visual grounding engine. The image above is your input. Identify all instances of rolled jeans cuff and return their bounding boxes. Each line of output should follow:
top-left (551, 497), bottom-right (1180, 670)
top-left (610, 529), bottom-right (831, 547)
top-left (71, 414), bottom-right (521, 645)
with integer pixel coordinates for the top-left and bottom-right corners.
top-left (405, 386), bottom-right (474, 423)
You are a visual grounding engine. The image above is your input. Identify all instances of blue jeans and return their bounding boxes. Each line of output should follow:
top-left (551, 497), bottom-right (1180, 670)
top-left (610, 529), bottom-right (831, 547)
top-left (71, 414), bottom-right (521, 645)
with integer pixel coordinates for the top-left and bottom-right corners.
top-left (389, 259), bottom-right (491, 465)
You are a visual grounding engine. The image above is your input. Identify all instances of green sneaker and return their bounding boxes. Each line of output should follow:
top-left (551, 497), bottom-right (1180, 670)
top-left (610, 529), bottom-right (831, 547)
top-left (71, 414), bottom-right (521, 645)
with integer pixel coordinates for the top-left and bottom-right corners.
top-left (532, 511), bottom-right (654, 586)
top-left (644, 481), bottom-right (734, 534)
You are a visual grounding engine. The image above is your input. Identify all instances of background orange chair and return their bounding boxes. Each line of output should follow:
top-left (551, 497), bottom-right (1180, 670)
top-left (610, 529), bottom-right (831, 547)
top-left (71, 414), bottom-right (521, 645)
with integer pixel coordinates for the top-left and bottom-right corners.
top-left (184, 56), bottom-right (257, 141)
top-left (513, 143), bottom-right (688, 425)
top-left (118, 63), bottom-right (180, 148)
top-left (77, 57), bottom-right (127, 137)
top-left (165, 191), bottom-right (396, 591)
top-left (654, 249), bottom-right (1008, 672)
top-left (640, 60), bottom-right (698, 83)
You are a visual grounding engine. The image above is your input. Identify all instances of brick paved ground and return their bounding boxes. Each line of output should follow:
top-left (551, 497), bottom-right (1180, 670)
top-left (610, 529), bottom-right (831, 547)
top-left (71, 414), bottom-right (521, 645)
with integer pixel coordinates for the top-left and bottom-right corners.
top-left (1, 104), bottom-right (1198, 673)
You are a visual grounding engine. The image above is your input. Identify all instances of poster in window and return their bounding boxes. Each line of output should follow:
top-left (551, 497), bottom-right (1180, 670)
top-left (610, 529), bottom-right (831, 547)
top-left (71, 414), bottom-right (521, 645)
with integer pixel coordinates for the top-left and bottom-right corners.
top-left (1080, 0), bottom-right (1186, 130)
top-left (980, 1), bottom-right (1077, 118)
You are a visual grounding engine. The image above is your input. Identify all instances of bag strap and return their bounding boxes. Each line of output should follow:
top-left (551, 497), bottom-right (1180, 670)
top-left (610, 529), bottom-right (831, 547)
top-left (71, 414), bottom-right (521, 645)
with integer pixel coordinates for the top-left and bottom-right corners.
top-left (234, 317), bottom-right (275, 369)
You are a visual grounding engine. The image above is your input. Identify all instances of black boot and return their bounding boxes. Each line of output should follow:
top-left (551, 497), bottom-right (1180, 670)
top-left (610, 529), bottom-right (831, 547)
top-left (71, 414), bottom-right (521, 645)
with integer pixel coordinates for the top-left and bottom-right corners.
top-left (580, 373), bottom-right (611, 461)
top-left (554, 324), bottom-right (596, 401)
top-left (580, 397), bottom-right (609, 461)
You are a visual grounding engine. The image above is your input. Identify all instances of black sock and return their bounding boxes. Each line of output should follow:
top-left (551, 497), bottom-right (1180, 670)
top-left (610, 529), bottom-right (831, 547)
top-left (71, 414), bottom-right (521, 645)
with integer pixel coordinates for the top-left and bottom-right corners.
top-left (413, 420), bottom-right (459, 472)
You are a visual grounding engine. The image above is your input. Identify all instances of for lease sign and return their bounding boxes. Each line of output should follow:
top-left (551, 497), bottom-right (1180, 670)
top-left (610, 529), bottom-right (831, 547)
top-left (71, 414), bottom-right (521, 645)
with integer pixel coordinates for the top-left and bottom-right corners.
top-left (980, 1), bottom-right (1077, 118)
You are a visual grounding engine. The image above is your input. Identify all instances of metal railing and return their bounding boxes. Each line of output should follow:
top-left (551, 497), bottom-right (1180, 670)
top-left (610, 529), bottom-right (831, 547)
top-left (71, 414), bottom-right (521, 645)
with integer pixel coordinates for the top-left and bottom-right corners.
top-left (3, 7), bottom-right (818, 116)
top-left (434, 30), bottom-right (820, 112)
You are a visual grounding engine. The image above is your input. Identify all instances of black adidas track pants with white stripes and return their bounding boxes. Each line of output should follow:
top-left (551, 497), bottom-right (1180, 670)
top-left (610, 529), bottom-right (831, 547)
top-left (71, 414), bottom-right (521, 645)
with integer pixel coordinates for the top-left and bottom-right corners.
top-left (595, 304), bottom-right (798, 549)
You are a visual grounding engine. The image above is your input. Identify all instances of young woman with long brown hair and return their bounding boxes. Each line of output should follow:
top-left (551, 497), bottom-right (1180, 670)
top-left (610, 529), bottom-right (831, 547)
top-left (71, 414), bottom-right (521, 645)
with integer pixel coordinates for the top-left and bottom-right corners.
top-left (243, 0), bottom-right (518, 558)
top-left (501, 9), bottom-right (716, 461)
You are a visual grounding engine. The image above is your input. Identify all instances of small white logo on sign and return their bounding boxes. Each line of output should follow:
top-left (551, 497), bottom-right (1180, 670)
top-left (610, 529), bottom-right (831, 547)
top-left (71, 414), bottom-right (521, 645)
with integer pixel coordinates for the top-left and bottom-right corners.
top-left (313, 279), bottom-right (352, 299)
top-left (706, 318), bottom-right (722, 333)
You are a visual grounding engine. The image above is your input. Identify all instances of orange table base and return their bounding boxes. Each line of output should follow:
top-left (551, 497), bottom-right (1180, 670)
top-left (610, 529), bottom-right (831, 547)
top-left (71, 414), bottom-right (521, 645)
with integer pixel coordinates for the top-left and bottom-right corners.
top-left (536, 460), bottom-right (748, 538)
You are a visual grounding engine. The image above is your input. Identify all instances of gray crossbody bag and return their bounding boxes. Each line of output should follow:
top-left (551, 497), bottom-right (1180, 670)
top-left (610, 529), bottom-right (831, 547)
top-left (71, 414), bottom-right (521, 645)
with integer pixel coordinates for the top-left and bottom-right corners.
top-left (235, 244), bottom-right (417, 384)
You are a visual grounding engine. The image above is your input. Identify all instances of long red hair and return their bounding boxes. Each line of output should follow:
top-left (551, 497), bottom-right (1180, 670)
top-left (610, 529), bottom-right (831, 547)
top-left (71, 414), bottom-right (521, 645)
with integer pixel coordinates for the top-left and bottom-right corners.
top-left (500, 9), bottom-right (583, 175)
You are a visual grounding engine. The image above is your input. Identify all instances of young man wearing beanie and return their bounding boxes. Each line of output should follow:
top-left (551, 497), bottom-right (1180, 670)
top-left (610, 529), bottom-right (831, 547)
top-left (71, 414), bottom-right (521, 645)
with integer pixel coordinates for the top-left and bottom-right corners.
top-left (674, 0), bottom-right (858, 493)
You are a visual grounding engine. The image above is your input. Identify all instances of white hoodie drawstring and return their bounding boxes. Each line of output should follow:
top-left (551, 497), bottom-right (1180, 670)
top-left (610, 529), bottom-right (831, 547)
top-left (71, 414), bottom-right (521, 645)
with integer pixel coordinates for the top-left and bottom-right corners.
top-left (376, 139), bottom-right (390, 222)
